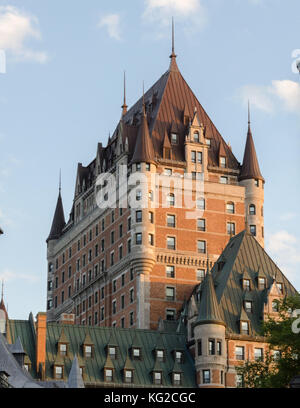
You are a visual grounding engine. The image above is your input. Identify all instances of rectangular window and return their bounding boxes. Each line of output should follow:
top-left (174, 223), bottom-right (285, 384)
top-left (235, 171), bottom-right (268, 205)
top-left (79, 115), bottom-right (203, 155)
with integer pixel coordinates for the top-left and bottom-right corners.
top-left (197, 218), bottom-right (206, 232)
top-left (110, 252), bottom-right (114, 266)
top-left (148, 233), bottom-right (154, 246)
top-left (236, 374), bottom-right (244, 388)
top-left (171, 133), bottom-right (178, 144)
top-left (203, 370), bottom-right (210, 384)
top-left (149, 211), bottom-right (154, 223)
top-left (111, 231), bottom-right (115, 245)
top-left (121, 294), bottom-right (125, 309)
top-left (167, 214), bottom-right (176, 228)
top-left (167, 236), bottom-right (176, 250)
top-left (121, 317), bottom-right (125, 328)
top-left (220, 157), bottom-right (226, 168)
top-left (208, 339), bottom-right (215, 355)
top-left (243, 279), bottom-right (250, 291)
top-left (130, 268), bottom-right (134, 281)
top-left (196, 198), bottom-right (205, 210)
top-left (128, 239), bottom-right (131, 254)
top-left (154, 372), bottom-right (162, 385)
top-left (112, 280), bottom-right (117, 293)
top-left (166, 265), bottom-right (175, 278)
top-left (164, 168), bottom-right (172, 176)
top-left (119, 224), bottom-right (123, 238)
top-left (130, 311), bottom-right (134, 326)
top-left (112, 300), bottom-right (116, 314)
top-left (258, 277), bottom-right (266, 290)
top-left (105, 369), bottom-right (113, 382)
top-left (119, 245), bottom-right (123, 260)
top-left (226, 202), bottom-right (235, 214)
top-left (236, 346), bottom-right (245, 360)
top-left (191, 151), bottom-right (196, 163)
top-left (217, 341), bottom-right (222, 356)
top-left (136, 210), bottom-right (142, 223)
top-left (245, 301), bottom-right (252, 313)
top-left (101, 239), bottom-right (105, 252)
top-left (101, 306), bottom-right (105, 321)
top-left (127, 217), bottom-right (131, 231)
top-left (241, 321), bottom-right (249, 335)
top-left (198, 152), bottom-right (203, 164)
top-left (136, 233), bottom-right (142, 245)
top-left (130, 288), bottom-right (134, 303)
top-left (55, 366), bottom-right (63, 379)
top-left (197, 269), bottom-right (205, 281)
top-left (197, 240), bottom-right (206, 254)
top-left (166, 286), bottom-right (175, 301)
top-left (227, 222), bottom-right (235, 236)
top-left (254, 348), bottom-right (263, 361)
top-left (250, 225), bottom-right (256, 236)
top-left (220, 176), bottom-right (228, 184)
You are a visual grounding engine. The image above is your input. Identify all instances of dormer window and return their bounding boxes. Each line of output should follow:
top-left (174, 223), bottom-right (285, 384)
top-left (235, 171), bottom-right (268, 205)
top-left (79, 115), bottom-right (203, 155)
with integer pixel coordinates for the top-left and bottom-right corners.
top-left (124, 369), bottom-right (133, 383)
top-left (258, 277), bottom-right (266, 290)
top-left (84, 345), bottom-right (92, 358)
top-left (193, 132), bottom-right (199, 143)
top-left (171, 133), bottom-right (178, 144)
top-left (156, 349), bottom-right (164, 362)
top-left (272, 300), bottom-right (279, 312)
top-left (173, 373), bottom-right (182, 386)
top-left (59, 343), bottom-right (67, 357)
top-left (241, 321), bottom-right (249, 335)
top-left (104, 368), bottom-right (113, 382)
top-left (220, 157), bottom-right (226, 168)
top-left (175, 351), bottom-right (183, 363)
top-left (54, 365), bottom-right (63, 380)
top-left (277, 282), bottom-right (283, 294)
top-left (132, 348), bottom-right (141, 360)
top-left (108, 346), bottom-right (117, 359)
top-left (245, 301), bottom-right (252, 313)
top-left (243, 279), bottom-right (250, 291)
top-left (153, 371), bottom-right (162, 385)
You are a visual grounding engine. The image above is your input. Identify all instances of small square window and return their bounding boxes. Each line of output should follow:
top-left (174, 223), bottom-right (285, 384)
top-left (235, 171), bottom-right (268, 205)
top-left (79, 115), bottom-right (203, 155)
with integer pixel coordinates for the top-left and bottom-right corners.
top-left (197, 240), bottom-right (206, 254)
top-left (166, 309), bottom-right (176, 321)
top-left (197, 219), bottom-right (206, 232)
top-left (136, 233), bottom-right (142, 245)
top-left (166, 265), bottom-right (175, 278)
top-left (220, 176), bottom-right (228, 184)
top-left (166, 287), bottom-right (175, 301)
top-left (236, 346), bottom-right (245, 360)
top-left (171, 133), bottom-right (178, 144)
top-left (254, 348), bottom-right (263, 361)
top-left (197, 269), bottom-right (205, 281)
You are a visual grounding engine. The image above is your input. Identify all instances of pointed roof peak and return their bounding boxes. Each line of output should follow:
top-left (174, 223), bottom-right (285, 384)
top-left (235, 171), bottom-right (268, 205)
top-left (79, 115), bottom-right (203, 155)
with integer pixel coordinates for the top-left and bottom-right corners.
top-left (239, 104), bottom-right (264, 182)
top-left (196, 270), bottom-right (225, 327)
top-left (46, 184), bottom-right (66, 243)
top-left (68, 354), bottom-right (85, 388)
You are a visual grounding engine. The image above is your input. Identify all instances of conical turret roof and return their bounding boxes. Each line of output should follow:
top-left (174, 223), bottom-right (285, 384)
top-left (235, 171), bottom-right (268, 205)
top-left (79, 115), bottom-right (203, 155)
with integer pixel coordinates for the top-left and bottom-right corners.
top-left (196, 271), bottom-right (225, 327)
top-left (131, 105), bottom-right (156, 165)
top-left (239, 109), bottom-right (264, 182)
top-left (47, 191), bottom-right (66, 242)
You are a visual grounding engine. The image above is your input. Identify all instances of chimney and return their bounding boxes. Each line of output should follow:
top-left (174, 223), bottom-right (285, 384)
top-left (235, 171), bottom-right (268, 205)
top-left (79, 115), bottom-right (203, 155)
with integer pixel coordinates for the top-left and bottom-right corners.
top-left (59, 313), bottom-right (75, 325)
top-left (35, 312), bottom-right (47, 379)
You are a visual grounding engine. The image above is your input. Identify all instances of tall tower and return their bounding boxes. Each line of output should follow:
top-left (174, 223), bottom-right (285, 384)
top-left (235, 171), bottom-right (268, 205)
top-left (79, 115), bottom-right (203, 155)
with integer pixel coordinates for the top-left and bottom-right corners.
top-left (193, 270), bottom-right (226, 388)
top-left (239, 104), bottom-right (265, 247)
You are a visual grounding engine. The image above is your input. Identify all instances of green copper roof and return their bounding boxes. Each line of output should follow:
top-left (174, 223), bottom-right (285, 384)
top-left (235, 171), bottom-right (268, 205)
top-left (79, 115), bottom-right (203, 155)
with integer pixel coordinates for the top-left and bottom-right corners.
top-left (7, 322), bottom-right (196, 388)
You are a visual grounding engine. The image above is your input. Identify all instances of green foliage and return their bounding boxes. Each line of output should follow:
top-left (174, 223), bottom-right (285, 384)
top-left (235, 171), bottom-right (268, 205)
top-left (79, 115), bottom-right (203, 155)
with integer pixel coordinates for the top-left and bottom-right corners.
top-left (237, 294), bottom-right (300, 388)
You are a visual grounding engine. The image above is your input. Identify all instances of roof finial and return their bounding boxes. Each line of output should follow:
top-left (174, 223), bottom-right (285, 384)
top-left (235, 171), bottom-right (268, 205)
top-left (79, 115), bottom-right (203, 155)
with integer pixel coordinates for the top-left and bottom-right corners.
top-left (248, 100), bottom-right (251, 126)
top-left (59, 169), bottom-right (61, 195)
top-left (121, 70), bottom-right (128, 116)
top-left (142, 80), bottom-right (146, 115)
top-left (1, 280), bottom-right (3, 302)
top-left (170, 17), bottom-right (177, 59)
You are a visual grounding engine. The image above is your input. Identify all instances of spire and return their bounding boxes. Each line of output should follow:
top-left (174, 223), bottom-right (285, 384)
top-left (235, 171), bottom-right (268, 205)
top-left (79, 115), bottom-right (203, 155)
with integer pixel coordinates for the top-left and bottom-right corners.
top-left (169, 18), bottom-right (179, 72)
top-left (239, 103), bottom-right (264, 182)
top-left (68, 355), bottom-right (85, 388)
top-left (131, 84), bottom-right (156, 165)
top-left (46, 177), bottom-right (66, 243)
top-left (121, 71), bottom-right (128, 116)
top-left (0, 280), bottom-right (8, 323)
top-left (195, 269), bottom-right (225, 327)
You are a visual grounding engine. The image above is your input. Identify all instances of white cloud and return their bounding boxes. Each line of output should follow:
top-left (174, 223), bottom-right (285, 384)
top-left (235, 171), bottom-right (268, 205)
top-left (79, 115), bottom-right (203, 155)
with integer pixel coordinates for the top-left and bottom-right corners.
top-left (0, 268), bottom-right (39, 283)
top-left (238, 80), bottom-right (300, 115)
top-left (0, 6), bottom-right (48, 63)
top-left (266, 230), bottom-right (300, 289)
top-left (143, 0), bottom-right (207, 33)
top-left (98, 14), bottom-right (122, 41)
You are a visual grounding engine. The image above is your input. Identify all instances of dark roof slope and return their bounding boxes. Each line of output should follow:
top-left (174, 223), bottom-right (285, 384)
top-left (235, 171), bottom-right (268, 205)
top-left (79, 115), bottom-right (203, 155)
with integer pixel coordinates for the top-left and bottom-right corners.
top-left (239, 125), bottom-right (264, 181)
top-left (46, 192), bottom-right (66, 242)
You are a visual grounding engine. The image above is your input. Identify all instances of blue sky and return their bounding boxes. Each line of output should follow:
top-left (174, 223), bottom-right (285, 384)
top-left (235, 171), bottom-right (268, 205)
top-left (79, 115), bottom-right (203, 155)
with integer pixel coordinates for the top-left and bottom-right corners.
top-left (0, 0), bottom-right (299, 319)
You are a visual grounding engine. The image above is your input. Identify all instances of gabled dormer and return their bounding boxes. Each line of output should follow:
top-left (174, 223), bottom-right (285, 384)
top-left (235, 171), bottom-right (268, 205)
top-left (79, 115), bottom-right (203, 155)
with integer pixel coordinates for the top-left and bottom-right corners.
top-left (123, 351), bottom-right (134, 384)
top-left (186, 107), bottom-right (205, 144)
top-left (238, 307), bottom-right (251, 336)
top-left (82, 331), bottom-right (94, 358)
top-left (57, 328), bottom-right (69, 357)
top-left (263, 277), bottom-right (284, 318)
top-left (169, 359), bottom-right (183, 386)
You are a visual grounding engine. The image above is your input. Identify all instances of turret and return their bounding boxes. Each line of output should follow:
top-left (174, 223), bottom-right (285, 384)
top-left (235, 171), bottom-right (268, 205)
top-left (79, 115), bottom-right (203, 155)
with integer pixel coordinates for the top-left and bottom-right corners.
top-left (193, 269), bottom-right (226, 388)
top-left (239, 104), bottom-right (265, 247)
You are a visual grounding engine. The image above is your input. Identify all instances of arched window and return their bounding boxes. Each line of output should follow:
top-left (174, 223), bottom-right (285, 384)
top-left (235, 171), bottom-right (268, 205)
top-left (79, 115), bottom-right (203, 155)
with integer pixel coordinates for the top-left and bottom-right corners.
top-left (193, 132), bottom-right (199, 143)
top-left (249, 204), bottom-right (256, 215)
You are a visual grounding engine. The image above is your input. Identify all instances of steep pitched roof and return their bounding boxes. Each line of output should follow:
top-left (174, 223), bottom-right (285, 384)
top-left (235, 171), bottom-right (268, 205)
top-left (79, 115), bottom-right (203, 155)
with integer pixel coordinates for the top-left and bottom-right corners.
top-left (239, 122), bottom-right (264, 182)
top-left (68, 355), bottom-right (84, 388)
top-left (131, 105), bottom-right (156, 165)
top-left (208, 230), bottom-right (297, 335)
top-left (122, 56), bottom-right (240, 168)
top-left (46, 191), bottom-right (66, 242)
top-left (195, 271), bottom-right (224, 326)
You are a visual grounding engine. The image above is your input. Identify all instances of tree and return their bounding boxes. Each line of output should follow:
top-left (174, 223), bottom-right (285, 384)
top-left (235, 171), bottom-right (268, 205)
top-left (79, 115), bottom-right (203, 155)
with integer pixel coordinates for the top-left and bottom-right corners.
top-left (236, 294), bottom-right (300, 388)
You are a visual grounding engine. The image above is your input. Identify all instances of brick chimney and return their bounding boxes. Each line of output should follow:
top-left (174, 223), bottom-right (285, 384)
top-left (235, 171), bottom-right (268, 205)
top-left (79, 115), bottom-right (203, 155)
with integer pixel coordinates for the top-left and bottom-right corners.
top-left (35, 312), bottom-right (47, 379)
top-left (59, 313), bottom-right (75, 325)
